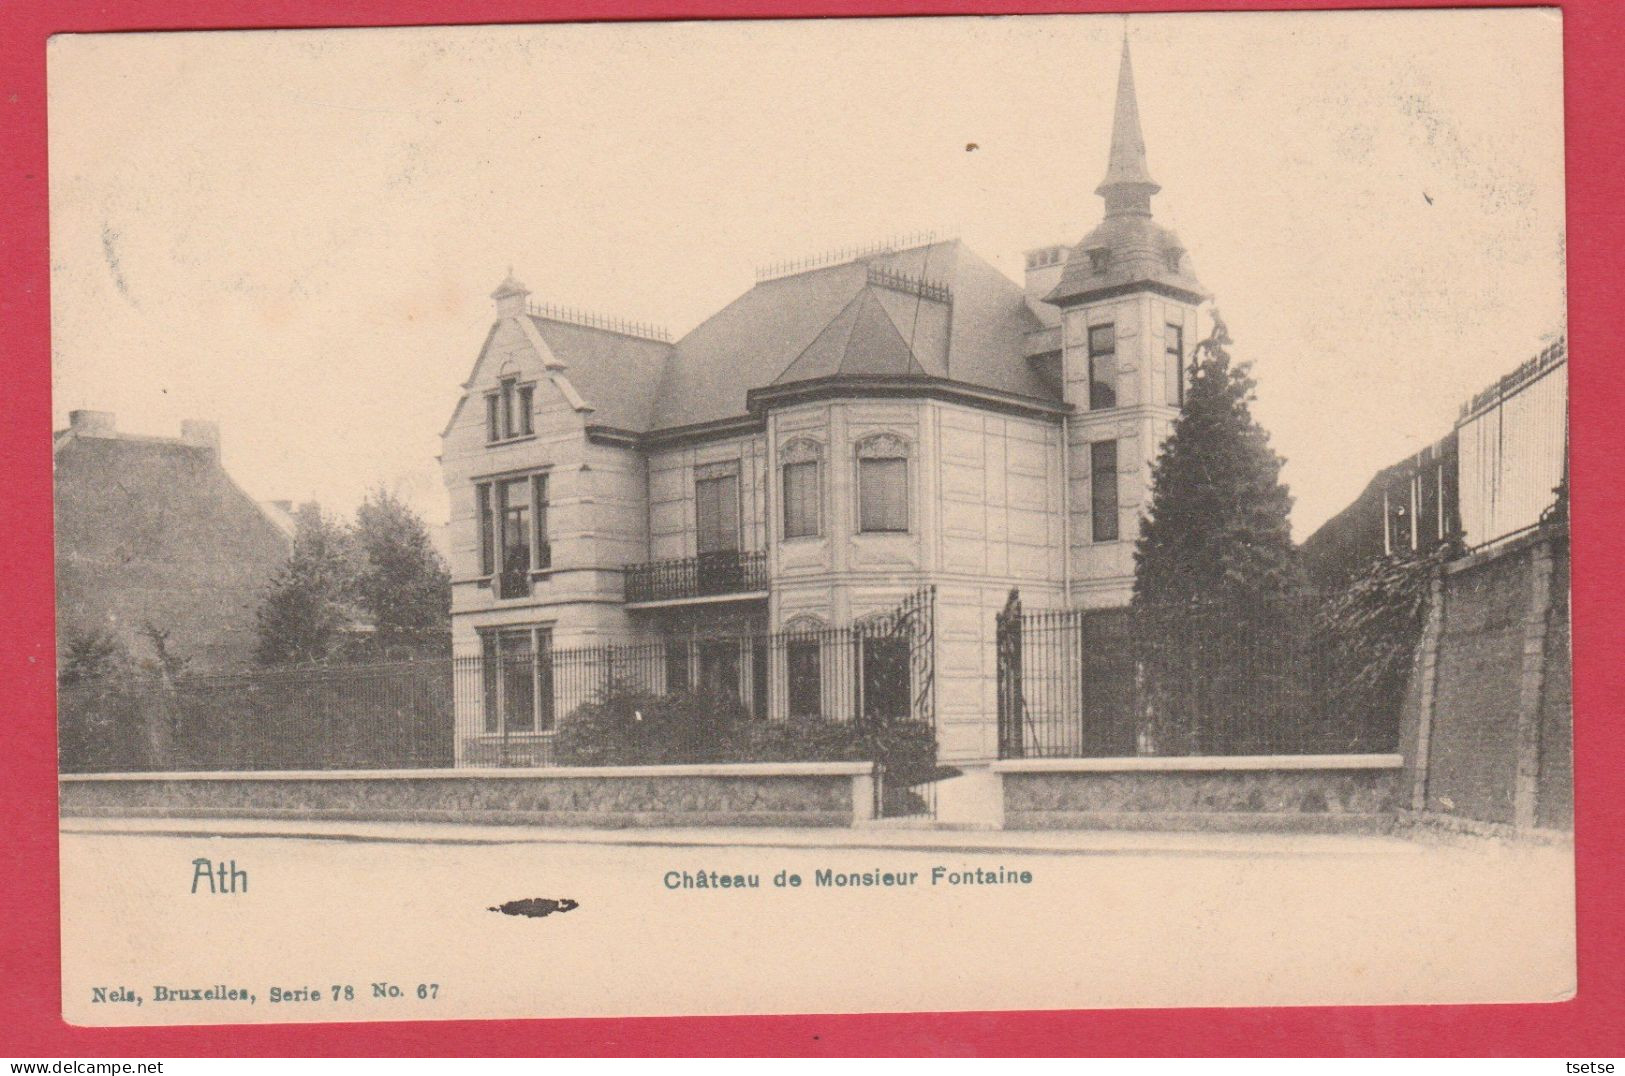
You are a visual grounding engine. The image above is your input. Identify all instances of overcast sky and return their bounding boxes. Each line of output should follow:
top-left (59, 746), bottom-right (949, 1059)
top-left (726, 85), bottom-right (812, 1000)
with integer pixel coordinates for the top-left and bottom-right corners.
top-left (48, 9), bottom-right (1566, 539)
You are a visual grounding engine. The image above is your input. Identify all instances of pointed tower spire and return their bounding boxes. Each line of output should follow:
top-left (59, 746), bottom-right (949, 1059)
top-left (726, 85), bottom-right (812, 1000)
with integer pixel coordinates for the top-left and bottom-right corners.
top-left (1096, 34), bottom-right (1160, 217)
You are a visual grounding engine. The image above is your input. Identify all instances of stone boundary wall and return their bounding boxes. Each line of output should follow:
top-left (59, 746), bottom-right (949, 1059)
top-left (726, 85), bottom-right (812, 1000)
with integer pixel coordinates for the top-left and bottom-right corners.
top-left (993, 754), bottom-right (1404, 832)
top-left (1398, 522), bottom-right (1571, 830)
top-left (59, 762), bottom-right (877, 829)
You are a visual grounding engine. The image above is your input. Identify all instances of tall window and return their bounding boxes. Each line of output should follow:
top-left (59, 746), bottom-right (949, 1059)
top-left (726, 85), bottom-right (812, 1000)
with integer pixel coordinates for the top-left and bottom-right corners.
top-left (856, 633), bottom-right (910, 721)
top-left (480, 627), bottom-right (553, 733)
top-left (697, 640), bottom-right (741, 700)
top-left (1091, 440), bottom-right (1119, 543)
top-left (1164, 322), bottom-right (1185, 408)
top-left (477, 484), bottom-right (495, 576)
top-left (787, 639), bottom-right (822, 717)
top-left (781, 440), bottom-right (822, 539)
top-left (857, 434), bottom-right (909, 534)
top-left (477, 472), bottom-right (549, 598)
top-left (664, 640), bottom-right (691, 693)
top-left (485, 377), bottom-right (535, 442)
top-left (1088, 323), bottom-right (1117, 410)
top-left (694, 465), bottom-right (740, 554)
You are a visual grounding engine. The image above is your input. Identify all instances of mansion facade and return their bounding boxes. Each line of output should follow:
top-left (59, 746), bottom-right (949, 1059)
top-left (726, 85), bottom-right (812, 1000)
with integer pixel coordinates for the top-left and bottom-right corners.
top-left (441, 41), bottom-right (1209, 763)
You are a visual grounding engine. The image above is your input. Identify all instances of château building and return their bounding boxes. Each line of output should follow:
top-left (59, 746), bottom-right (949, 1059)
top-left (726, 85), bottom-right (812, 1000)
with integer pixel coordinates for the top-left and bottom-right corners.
top-left (440, 40), bottom-right (1209, 763)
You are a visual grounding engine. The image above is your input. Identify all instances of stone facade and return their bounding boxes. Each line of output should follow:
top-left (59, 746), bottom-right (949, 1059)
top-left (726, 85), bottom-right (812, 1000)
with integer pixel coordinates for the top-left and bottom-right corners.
top-left (441, 41), bottom-right (1208, 764)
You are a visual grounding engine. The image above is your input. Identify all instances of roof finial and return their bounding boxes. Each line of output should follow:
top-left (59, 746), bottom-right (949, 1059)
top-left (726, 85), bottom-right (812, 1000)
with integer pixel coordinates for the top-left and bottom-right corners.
top-left (1096, 32), bottom-right (1160, 216)
top-left (491, 268), bottom-right (530, 318)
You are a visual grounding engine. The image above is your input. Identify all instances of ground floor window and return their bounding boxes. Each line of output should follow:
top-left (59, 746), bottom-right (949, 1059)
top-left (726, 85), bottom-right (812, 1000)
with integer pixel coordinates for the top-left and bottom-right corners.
top-left (787, 640), bottom-right (822, 717)
top-left (664, 641), bottom-right (691, 693)
top-left (480, 626), bottom-right (554, 733)
top-left (697, 640), bottom-right (741, 699)
top-left (751, 642), bottom-right (769, 718)
top-left (856, 633), bottom-right (910, 721)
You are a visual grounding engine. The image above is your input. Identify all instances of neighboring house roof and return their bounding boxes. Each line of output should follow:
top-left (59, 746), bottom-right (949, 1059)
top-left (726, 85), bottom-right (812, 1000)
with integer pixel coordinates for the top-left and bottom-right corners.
top-left (52, 414), bottom-right (295, 672)
top-left (52, 414), bottom-right (297, 542)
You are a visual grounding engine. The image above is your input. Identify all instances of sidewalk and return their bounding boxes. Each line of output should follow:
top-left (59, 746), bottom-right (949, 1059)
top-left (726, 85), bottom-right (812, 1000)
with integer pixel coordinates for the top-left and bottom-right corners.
top-left (61, 814), bottom-right (1430, 858)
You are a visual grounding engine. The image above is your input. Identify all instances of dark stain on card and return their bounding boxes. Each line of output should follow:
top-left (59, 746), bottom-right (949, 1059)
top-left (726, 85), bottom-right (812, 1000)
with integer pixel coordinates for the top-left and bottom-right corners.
top-left (489, 897), bottom-right (579, 918)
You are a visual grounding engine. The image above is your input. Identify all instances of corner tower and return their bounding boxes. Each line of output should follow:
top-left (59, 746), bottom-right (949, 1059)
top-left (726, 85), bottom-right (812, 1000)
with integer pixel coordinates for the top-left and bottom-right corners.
top-left (1047, 36), bottom-right (1209, 607)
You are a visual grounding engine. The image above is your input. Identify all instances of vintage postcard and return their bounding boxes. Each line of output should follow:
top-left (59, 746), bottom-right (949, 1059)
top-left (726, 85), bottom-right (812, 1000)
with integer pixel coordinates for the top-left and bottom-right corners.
top-left (49, 9), bottom-right (1573, 1026)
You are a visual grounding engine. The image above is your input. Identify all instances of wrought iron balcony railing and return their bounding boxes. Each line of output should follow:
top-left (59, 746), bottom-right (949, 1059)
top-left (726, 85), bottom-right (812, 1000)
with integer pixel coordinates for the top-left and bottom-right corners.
top-left (624, 550), bottom-right (768, 604)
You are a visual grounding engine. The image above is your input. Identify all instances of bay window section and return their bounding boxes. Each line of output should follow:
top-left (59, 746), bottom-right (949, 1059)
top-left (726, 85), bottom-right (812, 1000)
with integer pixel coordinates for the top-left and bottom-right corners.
top-left (856, 434), bottom-right (910, 534)
top-left (781, 440), bottom-right (822, 539)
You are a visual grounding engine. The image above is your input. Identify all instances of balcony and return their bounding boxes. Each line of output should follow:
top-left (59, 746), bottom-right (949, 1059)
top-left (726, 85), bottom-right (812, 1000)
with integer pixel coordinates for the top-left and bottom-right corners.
top-left (624, 550), bottom-right (769, 606)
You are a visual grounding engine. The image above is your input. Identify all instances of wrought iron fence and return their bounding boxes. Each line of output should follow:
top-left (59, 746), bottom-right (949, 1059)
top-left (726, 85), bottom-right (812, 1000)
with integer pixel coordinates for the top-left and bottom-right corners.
top-left (996, 590), bottom-right (1396, 759)
top-left (624, 550), bottom-right (769, 603)
top-left (455, 587), bottom-right (936, 766)
top-left (59, 588), bottom-right (940, 819)
top-left (58, 659), bottom-right (456, 774)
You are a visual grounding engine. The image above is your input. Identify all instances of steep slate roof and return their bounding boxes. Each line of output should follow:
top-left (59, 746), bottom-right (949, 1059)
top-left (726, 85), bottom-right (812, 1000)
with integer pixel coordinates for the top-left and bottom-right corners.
top-left (525, 316), bottom-right (673, 432)
top-left (774, 288), bottom-right (936, 383)
top-left (646, 239), bottom-right (1054, 431)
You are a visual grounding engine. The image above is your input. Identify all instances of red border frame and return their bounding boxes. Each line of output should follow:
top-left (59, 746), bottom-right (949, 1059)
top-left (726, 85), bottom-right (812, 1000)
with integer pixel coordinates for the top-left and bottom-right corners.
top-left (3, 0), bottom-right (1621, 1057)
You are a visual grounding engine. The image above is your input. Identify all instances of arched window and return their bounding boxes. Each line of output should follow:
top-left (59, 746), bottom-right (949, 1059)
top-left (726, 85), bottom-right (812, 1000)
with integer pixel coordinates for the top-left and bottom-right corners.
top-left (780, 439), bottom-right (823, 539)
top-left (855, 433), bottom-right (910, 534)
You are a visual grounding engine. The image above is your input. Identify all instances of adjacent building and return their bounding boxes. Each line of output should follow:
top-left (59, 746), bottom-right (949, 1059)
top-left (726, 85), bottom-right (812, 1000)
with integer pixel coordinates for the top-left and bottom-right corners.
top-left (54, 411), bottom-right (294, 673)
top-left (1303, 336), bottom-right (1567, 584)
top-left (441, 41), bottom-right (1208, 762)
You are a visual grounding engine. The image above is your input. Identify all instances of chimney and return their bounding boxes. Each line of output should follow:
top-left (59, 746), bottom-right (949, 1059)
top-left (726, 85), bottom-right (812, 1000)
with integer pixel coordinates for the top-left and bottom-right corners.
top-left (1024, 245), bottom-right (1069, 305)
top-left (491, 271), bottom-right (531, 319)
top-left (68, 410), bottom-right (116, 437)
top-left (180, 419), bottom-right (221, 459)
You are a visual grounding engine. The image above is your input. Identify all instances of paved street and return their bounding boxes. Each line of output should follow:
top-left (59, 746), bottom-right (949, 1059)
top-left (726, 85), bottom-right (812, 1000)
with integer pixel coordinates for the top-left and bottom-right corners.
top-left (60, 821), bottom-right (1574, 1025)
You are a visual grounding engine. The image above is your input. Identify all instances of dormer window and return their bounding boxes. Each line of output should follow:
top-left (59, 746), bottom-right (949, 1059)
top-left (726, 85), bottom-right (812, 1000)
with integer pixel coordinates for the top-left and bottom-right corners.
top-left (1164, 247), bottom-right (1184, 273)
top-left (486, 377), bottom-right (535, 443)
top-left (1087, 247), bottom-right (1112, 273)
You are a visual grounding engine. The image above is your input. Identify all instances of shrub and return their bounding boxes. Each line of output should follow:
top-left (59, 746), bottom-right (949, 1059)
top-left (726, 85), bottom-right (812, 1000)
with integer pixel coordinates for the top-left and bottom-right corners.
top-left (1310, 546), bottom-right (1450, 752)
top-left (552, 688), bottom-right (939, 782)
top-left (550, 689), bottom-right (745, 766)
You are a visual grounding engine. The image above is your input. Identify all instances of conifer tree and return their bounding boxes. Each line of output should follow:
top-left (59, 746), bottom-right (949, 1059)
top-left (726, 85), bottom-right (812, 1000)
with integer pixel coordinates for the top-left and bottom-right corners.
top-left (352, 488), bottom-right (451, 645)
top-left (1131, 313), bottom-right (1305, 753)
top-left (1133, 312), bottom-right (1302, 607)
top-left (254, 502), bottom-right (362, 665)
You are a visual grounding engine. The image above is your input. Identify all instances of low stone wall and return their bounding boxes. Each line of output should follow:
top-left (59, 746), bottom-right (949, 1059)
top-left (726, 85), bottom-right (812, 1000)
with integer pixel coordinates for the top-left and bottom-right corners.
top-left (60, 762), bottom-right (877, 829)
top-left (994, 754), bottom-right (1404, 832)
